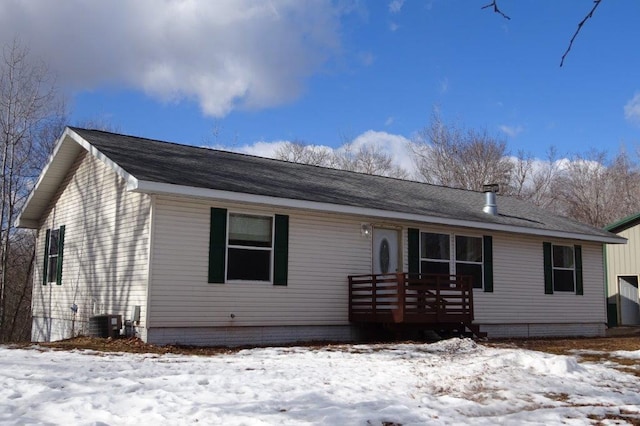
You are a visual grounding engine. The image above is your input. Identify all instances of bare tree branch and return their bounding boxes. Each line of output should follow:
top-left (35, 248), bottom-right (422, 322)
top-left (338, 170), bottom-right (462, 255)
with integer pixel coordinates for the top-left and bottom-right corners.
top-left (275, 139), bottom-right (408, 179)
top-left (0, 39), bottom-right (65, 341)
top-left (411, 111), bottom-right (512, 191)
top-left (483, 1), bottom-right (605, 67)
top-left (560, 0), bottom-right (603, 67)
top-left (481, 1), bottom-right (510, 20)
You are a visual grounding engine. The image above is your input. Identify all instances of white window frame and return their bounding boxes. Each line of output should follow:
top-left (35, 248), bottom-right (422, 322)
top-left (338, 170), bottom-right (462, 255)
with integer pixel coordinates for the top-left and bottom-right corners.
top-left (420, 231), bottom-right (484, 289)
top-left (454, 234), bottom-right (483, 289)
top-left (420, 231), bottom-right (450, 273)
top-left (552, 244), bottom-right (575, 292)
top-left (226, 212), bottom-right (275, 283)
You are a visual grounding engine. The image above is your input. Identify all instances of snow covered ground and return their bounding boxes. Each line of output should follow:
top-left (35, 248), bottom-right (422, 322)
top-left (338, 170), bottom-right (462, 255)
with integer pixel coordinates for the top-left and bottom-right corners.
top-left (1, 338), bottom-right (639, 425)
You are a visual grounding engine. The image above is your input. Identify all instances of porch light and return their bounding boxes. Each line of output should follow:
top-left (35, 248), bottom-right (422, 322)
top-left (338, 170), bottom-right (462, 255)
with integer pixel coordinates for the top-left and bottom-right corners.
top-left (361, 223), bottom-right (372, 238)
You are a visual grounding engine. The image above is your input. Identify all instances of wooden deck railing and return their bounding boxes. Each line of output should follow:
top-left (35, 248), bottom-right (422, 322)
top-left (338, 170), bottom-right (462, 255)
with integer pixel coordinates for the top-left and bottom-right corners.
top-left (348, 273), bottom-right (475, 325)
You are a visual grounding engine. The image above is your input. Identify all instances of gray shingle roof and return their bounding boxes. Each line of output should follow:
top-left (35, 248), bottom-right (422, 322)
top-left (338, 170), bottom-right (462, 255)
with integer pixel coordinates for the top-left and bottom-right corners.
top-left (70, 127), bottom-right (617, 241)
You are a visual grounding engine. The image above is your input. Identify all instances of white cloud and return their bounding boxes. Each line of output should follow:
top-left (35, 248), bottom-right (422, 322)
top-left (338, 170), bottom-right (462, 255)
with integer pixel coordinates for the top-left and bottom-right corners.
top-left (388, 0), bottom-right (405, 14)
top-left (499, 124), bottom-right (524, 138)
top-left (349, 130), bottom-right (416, 174)
top-left (230, 130), bottom-right (417, 176)
top-left (233, 131), bottom-right (605, 186)
top-left (234, 140), bottom-right (289, 158)
top-left (389, 22), bottom-right (400, 32)
top-left (0, 1), bottom-right (342, 117)
top-left (624, 92), bottom-right (640, 125)
top-left (384, 116), bottom-right (395, 126)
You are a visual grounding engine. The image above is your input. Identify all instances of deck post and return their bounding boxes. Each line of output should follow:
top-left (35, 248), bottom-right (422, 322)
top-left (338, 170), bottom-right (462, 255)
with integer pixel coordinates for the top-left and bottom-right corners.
top-left (348, 276), bottom-right (353, 322)
top-left (467, 275), bottom-right (474, 321)
top-left (435, 275), bottom-right (442, 322)
top-left (372, 274), bottom-right (377, 320)
top-left (347, 272), bottom-right (482, 336)
top-left (393, 272), bottom-right (406, 323)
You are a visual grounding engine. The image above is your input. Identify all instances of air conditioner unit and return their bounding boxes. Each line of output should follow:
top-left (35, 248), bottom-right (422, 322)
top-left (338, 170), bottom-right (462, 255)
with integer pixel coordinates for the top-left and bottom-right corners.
top-left (89, 314), bottom-right (122, 338)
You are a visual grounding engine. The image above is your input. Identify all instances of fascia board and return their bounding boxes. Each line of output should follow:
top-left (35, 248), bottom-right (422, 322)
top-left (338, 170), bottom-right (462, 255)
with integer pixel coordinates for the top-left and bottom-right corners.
top-left (15, 128), bottom-right (76, 228)
top-left (605, 212), bottom-right (640, 234)
top-left (132, 180), bottom-right (627, 245)
top-left (15, 127), bottom-right (139, 228)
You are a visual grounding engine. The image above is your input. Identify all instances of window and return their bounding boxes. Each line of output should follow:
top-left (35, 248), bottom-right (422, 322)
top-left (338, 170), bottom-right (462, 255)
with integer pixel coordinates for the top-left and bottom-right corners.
top-left (419, 232), bottom-right (485, 289)
top-left (42, 226), bottom-right (65, 285)
top-left (47, 229), bottom-right (60, 283)
top-left (543, 242), bottom-right (583, 295)
top-left (552, 245), bottom-right (575, 292)
top-left (455, 235), bottom-right (483, 289)
top-left (208, 208), bottom-right (289, 285)
top-left (421, 232), bottom-right (450, 275)
top-left (227, 213), bottom-right (273, 281)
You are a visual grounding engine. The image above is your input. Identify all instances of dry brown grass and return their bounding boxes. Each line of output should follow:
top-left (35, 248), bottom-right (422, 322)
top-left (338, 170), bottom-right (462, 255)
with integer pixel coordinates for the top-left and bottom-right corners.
top-left (18, 334), bottom-right (640, 359)
top-left (17, 336), bottom-right (237, 356)
top-left (488, 336), bottom-right (640, 355)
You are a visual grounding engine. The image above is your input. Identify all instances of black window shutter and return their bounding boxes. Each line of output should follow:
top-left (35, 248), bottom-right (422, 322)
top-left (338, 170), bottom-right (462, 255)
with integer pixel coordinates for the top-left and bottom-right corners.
top-left (483, 235), bottom-right (493, 292)
top-left (56, 225), bottom-right (65, 285)
top-left (543, 242), bottom-right (553, 294)
top-left (273, 214), bottom-right (289, 286)
top-left (208, 208), bottom-right (227, 283)
top-left (408, 228), bottom-right (420, 274)
top-left (42, 229), bottom-right (51, 286)
top-left (574, 245), bottom-right (583, 295)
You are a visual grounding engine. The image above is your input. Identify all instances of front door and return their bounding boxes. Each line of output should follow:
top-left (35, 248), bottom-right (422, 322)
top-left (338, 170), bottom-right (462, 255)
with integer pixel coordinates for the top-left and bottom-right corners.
top-left (619, 276), bottom-right (640, 325)
top-left (372, 227), bottom-right (400, 275)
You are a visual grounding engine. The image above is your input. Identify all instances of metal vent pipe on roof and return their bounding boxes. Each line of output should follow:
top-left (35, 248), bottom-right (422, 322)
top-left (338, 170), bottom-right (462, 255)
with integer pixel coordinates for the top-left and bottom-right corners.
top-left (482, 183), bottom-right (499, 215)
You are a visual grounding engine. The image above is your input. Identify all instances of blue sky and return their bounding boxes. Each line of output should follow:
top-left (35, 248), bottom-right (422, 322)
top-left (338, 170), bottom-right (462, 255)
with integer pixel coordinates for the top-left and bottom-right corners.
top-left (2, 1), bottom-right (639, 168)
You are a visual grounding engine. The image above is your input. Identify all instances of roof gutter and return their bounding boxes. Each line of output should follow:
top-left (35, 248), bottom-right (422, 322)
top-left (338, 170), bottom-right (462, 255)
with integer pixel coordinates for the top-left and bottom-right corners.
top-left (130, 180), bottom-right (627, 245)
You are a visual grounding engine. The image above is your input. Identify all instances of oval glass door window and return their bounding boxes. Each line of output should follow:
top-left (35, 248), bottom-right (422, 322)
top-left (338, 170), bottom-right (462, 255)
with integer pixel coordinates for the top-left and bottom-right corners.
top-left (379, 238), bottom-right (390, 273)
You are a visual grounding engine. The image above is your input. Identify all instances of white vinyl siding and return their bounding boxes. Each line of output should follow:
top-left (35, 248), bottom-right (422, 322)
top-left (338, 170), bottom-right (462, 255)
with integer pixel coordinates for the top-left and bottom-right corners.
top-left (149, 198), bottom-right (607, 337)
top-left (31, 150), bottom-right (151, 342)
top-left (148, 196), bottom-right (372, 328)
top-left (404, 225), bottom-right (606, 326)
top-left (474, 233), bottom-right (604, 324)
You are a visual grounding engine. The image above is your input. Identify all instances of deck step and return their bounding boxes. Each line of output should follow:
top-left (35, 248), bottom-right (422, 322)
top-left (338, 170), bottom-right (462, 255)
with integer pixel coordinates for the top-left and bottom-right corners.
top-left (464, 323), bottom-right (488, 339)
top-left (434, 322), bottom-right (486, 339)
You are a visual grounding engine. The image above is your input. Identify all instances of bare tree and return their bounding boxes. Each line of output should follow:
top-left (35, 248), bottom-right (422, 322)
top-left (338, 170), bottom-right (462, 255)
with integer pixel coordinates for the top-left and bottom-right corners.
top-left (411, 113), bottom-right (512, 191)
top-left (505, 147), bottom-right (562, 209)
top-left (335, 142), bottom-right (409, 179)
top-left (2, 230), bottom-right (35, 341)
top-left (202, 119), bottom-right (239, 149)
top-left (604, 149), bottom-right (640, 221)
top-left (275, 139), bottom-right (409, 179)
top-left (74, 117), bottom-right (121, 133)
top-left (0, 39), bottom-right (66, 341)
top-left (275, 140), bottom-right (337, 168)
top-left (552, 150), bottom-right (640, 228)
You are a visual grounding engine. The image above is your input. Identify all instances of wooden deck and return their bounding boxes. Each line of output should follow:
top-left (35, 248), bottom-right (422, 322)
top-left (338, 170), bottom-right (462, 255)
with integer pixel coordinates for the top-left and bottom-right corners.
top-left (348, 272), bottom-right (485, 337)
